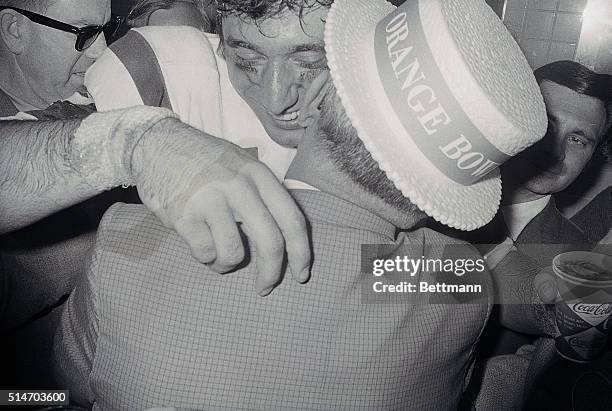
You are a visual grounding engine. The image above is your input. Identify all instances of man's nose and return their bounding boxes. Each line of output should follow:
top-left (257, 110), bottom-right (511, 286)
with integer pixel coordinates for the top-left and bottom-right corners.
top-left (540, 129), bottom-right (566, 162)
top-left (84, 33), bottom-right (108, 60)
top-left (261, 61), bottom-right (299, 115)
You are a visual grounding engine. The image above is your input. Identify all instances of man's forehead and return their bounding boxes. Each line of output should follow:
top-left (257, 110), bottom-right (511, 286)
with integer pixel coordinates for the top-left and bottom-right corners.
top-left (46, 0), bottom-right (110, 25)
top-left (222, 6), bottom-right (328, 51)
top-left (542, 81), bottom-right (607, 129)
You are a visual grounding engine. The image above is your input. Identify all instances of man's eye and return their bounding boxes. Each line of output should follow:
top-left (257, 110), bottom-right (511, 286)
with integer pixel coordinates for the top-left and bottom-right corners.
top-left (233, 55), bottom-right (260, 73)
top-left (568, 135), bottom-right (587, 146)
top-left (298, 60), bottom-right (328, 70)
top-left (234, 49), bottom-right (261, 60)
top-left (295, 55), bottom-right (327, 70)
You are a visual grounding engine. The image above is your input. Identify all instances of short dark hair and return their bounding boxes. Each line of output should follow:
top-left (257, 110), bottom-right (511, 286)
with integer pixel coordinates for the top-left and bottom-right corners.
top-left (317, 82), bottom-right (420, 216)
top-left (215, 0), bottom-right (332, 36)
top-left (535, 60), bottom-right (612, 162)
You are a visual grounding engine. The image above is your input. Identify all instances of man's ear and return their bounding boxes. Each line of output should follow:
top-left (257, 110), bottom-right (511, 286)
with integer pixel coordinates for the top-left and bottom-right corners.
top-left (298, 71), bottom-right (331, 128)
top-left (0, 10), bottom-right (27, 54)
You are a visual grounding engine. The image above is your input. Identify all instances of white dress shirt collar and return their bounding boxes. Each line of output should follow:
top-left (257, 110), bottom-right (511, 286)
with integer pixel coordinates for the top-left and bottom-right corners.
top-left (283, 179), bottom-right (320, 191)
top-left (501, 195), bottom-right (551, 241)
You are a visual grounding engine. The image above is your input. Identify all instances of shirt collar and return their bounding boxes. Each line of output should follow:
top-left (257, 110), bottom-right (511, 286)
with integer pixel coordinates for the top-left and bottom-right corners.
top-left (289, 189), bottom-right (396, 240)
top-left (283, 179), bottom-right (320, 191)
top-left (501, 195), bottom-right (551, 241)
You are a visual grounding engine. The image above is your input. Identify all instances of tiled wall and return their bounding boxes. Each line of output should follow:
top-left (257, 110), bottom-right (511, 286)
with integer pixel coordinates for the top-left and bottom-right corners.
top-left (575, 0), bottom-right (612, 74)
top-left (503, 0), bottom-right (587, 68)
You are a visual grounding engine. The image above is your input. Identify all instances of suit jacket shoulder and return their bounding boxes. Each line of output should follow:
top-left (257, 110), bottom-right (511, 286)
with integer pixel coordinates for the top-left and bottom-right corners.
top-left (517, 198), bottom-right (589, 245)
top-left (570, 186), bottom-right (612, 243)
top-left (515, 198), bottom-right (591, 266)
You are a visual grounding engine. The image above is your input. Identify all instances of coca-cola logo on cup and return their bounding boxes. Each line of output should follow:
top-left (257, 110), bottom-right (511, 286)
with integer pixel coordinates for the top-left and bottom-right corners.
top-left (571, 303), bottom-right (612, 316)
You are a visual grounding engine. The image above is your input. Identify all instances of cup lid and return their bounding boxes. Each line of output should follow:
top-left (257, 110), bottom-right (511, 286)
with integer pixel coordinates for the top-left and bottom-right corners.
top-left (553, 251), bottom-right (612, 286)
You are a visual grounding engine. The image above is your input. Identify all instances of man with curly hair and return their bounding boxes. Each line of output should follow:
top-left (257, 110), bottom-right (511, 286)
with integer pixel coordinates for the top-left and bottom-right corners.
top-left (214, 0), bottom-right (332, 147)
top-left (89, 0), bottom-right (332, 150)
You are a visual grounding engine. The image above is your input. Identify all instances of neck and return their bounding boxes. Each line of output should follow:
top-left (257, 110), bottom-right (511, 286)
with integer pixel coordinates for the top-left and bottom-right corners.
top-left (286, 128), bottom-right (425, 230)
top-left (500, 167), bottom-right (547, 205)
top-left (0, 49), bottom-right (48, 111)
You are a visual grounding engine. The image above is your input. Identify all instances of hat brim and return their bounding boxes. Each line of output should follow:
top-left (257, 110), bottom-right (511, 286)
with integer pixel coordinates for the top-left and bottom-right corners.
top-left (325, 0), bottom-right (501, 231)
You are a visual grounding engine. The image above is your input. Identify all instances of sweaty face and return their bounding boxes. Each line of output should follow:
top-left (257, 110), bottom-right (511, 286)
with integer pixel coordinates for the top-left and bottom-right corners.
top-left (221, 6), bottom-right (329, 147)
top-left (506, 80), bottom-right (608, 195)
top-left (18, 0), bottom-right (110, 107)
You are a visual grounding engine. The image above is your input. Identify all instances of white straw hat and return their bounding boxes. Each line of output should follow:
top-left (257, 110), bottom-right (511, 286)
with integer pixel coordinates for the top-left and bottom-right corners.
top-left (324, 0), bottom-right (548, 230)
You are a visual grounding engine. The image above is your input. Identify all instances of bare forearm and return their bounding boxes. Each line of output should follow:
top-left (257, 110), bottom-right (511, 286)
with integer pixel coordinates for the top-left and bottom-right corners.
top-left (0, 106), bottom-right (311, 293)
top-left (0, 119), bottom-right (100, 233)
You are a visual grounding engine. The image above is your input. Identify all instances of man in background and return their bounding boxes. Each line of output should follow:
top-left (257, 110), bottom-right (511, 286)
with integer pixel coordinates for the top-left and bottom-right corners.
top-left (0, 0), bottom-right (111, 114)
top-left (469, 60), bottom-right (612, 411)
top-left (474, 61), bottom-right (611, 338)
top-left (499, 60), bottom-right (610, 249)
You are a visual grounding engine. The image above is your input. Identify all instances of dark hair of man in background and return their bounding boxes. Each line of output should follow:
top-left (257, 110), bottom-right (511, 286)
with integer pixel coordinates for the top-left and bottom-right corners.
top-left (535, 60), bottom-right (612, 162)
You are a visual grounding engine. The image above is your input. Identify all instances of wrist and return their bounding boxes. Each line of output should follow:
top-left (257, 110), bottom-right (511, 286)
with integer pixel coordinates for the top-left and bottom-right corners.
top-left (130, 117), bottom-right (180, 185)
top-left (69, 106), bottom-right (178, 190)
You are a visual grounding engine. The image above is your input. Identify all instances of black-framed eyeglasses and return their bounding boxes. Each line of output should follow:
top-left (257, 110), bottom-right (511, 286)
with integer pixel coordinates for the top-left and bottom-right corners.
top-left (0, 7), bottom-right (124, 51)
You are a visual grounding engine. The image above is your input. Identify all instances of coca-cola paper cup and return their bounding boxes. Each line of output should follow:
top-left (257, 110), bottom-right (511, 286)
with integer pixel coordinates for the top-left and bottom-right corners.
top-left (552, 251), bottom-right (612, 362)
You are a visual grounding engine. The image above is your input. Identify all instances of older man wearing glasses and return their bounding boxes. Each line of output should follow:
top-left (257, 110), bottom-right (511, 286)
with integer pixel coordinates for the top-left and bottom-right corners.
top-left (0, 0), bottom-right (119, 113)
top-left (0, 0), bottom-right (120, 387)
top-left (0, 0), bottom-right (124, 324)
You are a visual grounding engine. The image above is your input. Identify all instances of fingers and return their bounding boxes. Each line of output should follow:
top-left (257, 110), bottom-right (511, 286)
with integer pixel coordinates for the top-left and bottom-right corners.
top-left (139, 126), bottom-right (312, 295)
top-left (175, 194), bottom-right (245, 273)
top-left (200, 194), bottom-right (245, 273)
top-left (534, 267), bottom-right (558, 304)
top-left (185, 162), bottom-right (311, 295)
top-left (249, 166), bottom-right (311, 284)
top-left (230, 182), bottom-right (287, 296)
top-left (174, 217), bottom-right (216, 264)
top-left (298, 70), bottom-right (331, 128)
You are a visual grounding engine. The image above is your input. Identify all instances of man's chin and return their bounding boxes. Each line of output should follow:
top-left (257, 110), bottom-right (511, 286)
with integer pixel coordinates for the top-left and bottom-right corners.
top-left (267, 127), bottom-right (303, 148)
top-left (522, 176), bottom-right (563, 196)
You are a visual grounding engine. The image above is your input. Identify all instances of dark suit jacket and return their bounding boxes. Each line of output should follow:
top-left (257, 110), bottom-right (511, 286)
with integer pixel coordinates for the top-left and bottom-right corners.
top-left (570, 186), bottom-right (612, 243)
top-left (446, 197), bottom-right (590, 255)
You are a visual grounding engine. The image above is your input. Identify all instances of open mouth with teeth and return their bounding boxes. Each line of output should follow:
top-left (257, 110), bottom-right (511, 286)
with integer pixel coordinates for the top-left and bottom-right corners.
top-left (275, 111), bottom-right (300, 122)
top-left (271, 111), bottom-right (302, 131)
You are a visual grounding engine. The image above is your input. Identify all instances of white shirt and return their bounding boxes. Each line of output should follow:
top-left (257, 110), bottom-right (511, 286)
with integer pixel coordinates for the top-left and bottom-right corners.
top-left (501, 195), bottom-right (551, 241)
top-left (484, 195), bottom-right (551, 269)
top-left (283, 179), bottom-right (319, 191)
